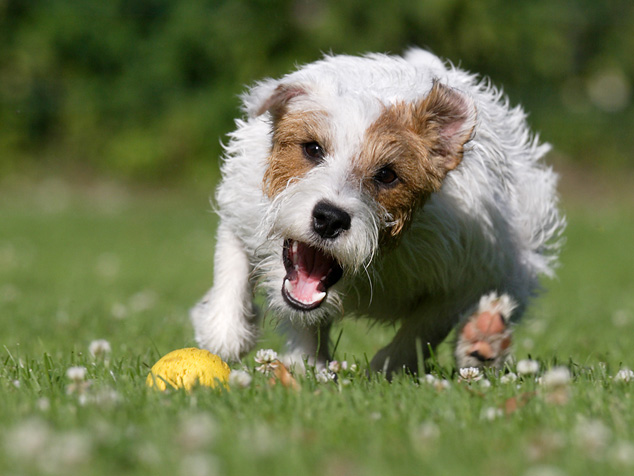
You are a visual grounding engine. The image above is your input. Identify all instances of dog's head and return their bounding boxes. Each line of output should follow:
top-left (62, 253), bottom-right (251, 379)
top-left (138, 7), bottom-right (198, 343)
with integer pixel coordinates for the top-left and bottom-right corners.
top-left (246, 58), bottom-right (476, 316)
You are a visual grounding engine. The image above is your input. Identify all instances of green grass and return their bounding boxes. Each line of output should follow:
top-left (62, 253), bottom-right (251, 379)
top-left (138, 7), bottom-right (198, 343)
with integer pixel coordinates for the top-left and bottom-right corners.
top-left (2, 178), bottom-right (634, 476)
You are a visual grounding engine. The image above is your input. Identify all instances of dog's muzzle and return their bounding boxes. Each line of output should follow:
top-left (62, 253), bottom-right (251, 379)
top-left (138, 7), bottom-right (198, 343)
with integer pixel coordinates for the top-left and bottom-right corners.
top-left (312, 200), bottom-right (351, 240)
top-left (282, 239), bottom-right (343, 311)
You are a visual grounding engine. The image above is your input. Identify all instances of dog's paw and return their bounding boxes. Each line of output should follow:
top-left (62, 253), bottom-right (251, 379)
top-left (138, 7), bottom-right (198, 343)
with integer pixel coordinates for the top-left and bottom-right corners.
top-left (191, 298), bottom-right (258, 362)
top-left (455, 292), bottom-right (516, 370)
top-left (370, 343), bottom-right (420, 379)
top-left (279, 351), bottom-right (309, 375)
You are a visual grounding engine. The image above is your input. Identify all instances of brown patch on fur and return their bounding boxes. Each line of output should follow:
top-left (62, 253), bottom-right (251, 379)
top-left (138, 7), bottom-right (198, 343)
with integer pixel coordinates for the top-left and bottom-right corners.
top-left (263, 110), bottom-right (330, 198)
top-left (355, 82), bottom-right (476, 240)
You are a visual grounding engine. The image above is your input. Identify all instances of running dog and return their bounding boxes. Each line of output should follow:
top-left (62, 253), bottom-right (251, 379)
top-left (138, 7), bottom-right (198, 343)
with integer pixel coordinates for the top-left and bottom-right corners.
top-left (191, 49), bottom-right (564, 376)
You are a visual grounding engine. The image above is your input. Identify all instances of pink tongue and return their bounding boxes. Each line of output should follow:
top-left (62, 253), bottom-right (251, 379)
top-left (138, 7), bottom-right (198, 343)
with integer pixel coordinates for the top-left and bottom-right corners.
top-left (288, 243), bottom-right (331, 304)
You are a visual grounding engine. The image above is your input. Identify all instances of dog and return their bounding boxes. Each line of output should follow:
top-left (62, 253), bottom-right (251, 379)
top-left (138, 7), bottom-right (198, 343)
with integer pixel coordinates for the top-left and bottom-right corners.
top-left (191, 49), bottom-right (564, 376)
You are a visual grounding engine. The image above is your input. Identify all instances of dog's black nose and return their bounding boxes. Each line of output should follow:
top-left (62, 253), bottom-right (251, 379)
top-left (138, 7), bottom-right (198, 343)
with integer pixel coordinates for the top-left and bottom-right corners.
top-left (312, 201), bottom-right (351, 240)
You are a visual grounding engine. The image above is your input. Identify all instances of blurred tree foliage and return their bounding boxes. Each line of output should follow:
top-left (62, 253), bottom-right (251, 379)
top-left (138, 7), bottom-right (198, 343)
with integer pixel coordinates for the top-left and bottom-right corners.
top-left (0, 0), bottom-right (632, 181)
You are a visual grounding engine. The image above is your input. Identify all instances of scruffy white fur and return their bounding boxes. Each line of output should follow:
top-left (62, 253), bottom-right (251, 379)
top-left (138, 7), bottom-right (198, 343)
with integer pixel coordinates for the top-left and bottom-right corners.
top-left (191, 49), bottom-right (564, 375)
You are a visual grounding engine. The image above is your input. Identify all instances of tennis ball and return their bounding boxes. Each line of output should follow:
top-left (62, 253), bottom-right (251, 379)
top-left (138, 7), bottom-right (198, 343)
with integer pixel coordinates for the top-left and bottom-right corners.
top-left (146, 347), bottom-right (231, 391)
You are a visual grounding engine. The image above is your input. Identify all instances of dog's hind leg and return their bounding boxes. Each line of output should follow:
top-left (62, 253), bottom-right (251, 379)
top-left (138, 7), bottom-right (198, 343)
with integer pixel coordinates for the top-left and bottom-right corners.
top-left (370, 302), bottom-right (457, 378)
top-left (191, 223), bottom-right (259, 361)
top-left (453, 292), bottom-right (516, 370)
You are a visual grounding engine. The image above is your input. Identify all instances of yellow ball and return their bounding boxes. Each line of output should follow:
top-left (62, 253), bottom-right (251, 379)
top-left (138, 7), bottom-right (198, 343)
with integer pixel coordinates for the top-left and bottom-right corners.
top-left (146, 348), bottom-right (231, 391)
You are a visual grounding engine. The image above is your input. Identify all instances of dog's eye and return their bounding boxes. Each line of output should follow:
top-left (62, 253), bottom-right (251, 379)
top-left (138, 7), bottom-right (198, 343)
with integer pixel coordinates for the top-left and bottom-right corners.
top-left (374, 166), bottom-right (399, 187)
top-left (302, 141), bottom-right (325, 162)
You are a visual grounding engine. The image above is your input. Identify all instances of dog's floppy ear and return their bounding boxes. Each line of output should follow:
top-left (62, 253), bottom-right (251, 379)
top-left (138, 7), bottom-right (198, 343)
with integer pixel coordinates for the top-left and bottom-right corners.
top-left (243, 81), bottom-right (307, 121)
top-left (415, 82), bottom-right (477, 172)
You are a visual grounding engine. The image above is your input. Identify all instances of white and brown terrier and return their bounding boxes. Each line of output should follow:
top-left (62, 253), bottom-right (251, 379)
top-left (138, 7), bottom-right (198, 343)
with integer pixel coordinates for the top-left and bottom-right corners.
top-left (191, 49), bottom-right (564, 376)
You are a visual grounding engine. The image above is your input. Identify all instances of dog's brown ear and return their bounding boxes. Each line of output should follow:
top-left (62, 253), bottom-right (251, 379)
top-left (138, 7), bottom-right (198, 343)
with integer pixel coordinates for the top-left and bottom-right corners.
top-left (415, 82), bottom-right (477, 172)
top-left (255, 84), bottom-right (307, 122)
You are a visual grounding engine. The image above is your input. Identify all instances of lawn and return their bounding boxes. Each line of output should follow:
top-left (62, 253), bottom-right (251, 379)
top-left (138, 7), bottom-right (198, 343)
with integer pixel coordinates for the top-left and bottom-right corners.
top-left (1, 176), bottom-right (634, 476)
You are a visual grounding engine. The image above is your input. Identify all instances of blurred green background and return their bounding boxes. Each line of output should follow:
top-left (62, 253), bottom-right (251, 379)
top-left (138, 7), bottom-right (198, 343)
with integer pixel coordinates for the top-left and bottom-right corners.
top-left (1, 0), bottom-right (632, 185)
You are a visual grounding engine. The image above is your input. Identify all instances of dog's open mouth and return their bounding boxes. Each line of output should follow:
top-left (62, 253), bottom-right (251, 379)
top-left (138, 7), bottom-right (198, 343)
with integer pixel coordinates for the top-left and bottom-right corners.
top-left (282, 239), bottom-right (343, 311)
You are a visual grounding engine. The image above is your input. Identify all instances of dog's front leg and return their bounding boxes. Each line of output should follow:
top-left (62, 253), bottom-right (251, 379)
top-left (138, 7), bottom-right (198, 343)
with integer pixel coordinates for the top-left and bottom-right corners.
top-left (191, 223), bottom-right (258, 361)
top-left (282, 321), bottom-right (332, 372)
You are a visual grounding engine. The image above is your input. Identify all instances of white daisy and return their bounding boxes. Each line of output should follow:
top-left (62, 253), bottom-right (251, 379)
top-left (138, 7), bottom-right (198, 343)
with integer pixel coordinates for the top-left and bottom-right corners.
top-left (481, 407), bottom-right (503, 421)
top-left (458, 367), bottom-right (482, 382)
top-left (315, 369), bottom-right (335, 384)
top-left (328, 360), bottom-right (346, 373)
top-left (517, 359), bottom-right (540, 375)
top-left (541, 367), bottom-right (571, 388)
top-left (66, 366), bottom-right (87, 382)
top-left (228, 370), bottom-right (252, 388)
top-left (89, 339), bottom-right (111, 358)
top-left (614, 368), bottom-right (634, 383)
top-left (500, 372), bottom-right (518, 384)
top-left (254, 349), bottom-right (278, 364)
top-left (254, 349), bottom-right (278, 374)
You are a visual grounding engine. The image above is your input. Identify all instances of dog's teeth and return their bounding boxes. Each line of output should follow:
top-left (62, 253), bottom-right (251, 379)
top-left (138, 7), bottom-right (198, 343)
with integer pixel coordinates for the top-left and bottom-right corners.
top-left (284, 279), bottom-right (292, 292)
top-left (314, 291), bottom-right (326, 302)
top-left (291, 241), bottom-right (299, 265)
